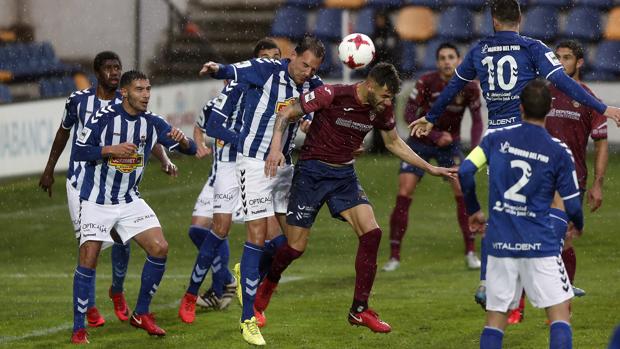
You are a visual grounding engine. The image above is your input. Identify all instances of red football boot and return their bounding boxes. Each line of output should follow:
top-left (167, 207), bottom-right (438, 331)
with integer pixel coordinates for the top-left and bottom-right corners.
top-left (86, 306), bottom-right (105, 327)
top-left (70, 328), bottom-right (89, 344)
top-left (348, 308), bottom-right (392, 333)
top-left (109, 287), bottom-right (130, 321)
top-left (507, 309), bottom-right (524, 324)
top-left (254, 306), bottom-right (267, 328)
top-left (130, 312), bottom-right (166, 336)
top-left (178, 293), bottom-right (197, 324)
top-left (254, 279), bottom-right (277, 312)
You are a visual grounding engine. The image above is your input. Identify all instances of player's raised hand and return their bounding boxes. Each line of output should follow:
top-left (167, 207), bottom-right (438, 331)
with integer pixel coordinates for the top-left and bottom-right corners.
top-left (428, 165), bottom-right (458, 179)
top-left (161, 161), bottom-right (178, 177)
top-left (586, 184), bottom-right (603, 212)
top-left (469, 211), bottom-right (487, 235)
top-left (106, 142), bottom-right (138, 157)
top-left (38, 170), bottom-right (55, 198)
top-left (196, 144), bottom-right (212, 159)
top-left (409, 117), bottom-right (434, 138)
top-left (199, 62), bottom-right (220, 76)
top-left (603, 106), bottom-right (620, 127)
top-left (264, 150), bottom-right (285, 178)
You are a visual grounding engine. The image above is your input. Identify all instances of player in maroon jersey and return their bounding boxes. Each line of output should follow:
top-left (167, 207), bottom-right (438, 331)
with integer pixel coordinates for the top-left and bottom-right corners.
top-left (383, 43), bottom-right (484, 272)
top-left (505, 40), bottom-right (608, 325)
top-left (251, 63), bottom-right (456, 333)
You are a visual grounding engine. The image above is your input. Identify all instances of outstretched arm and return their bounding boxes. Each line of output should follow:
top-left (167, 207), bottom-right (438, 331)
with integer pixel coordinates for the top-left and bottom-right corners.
top-left (458, 146), bottom-right (488, 234)
top-left (264, 100), bottom-right (304, 177)
top-left (381, 128), bottom-right (457, 179)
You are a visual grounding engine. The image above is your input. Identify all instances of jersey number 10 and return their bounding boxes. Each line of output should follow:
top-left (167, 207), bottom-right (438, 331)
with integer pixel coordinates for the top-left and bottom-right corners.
top-left (482, 55), bottom-right (518, 91)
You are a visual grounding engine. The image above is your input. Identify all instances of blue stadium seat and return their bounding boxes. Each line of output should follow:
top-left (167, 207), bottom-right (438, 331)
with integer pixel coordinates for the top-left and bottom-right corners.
top-left (582, 69), bottom-right (617, 81)
top-left (399, 41), bottom-right (417, 77)
top-left (355, 7), bottom-right (376, 36)
top-left (419, 38), bottom-right (444, 71)
top-left (403, 0), bottom-right (441, 9)
top-left (271, 6), bottom-right (307, 40)
top-left (561, 7), bottom-right (602, 42)
top-left (592, 41), bottom-right (620, 74)
top-left (477, 9), bottom-right (494, 38)
top-left (286, 0), bottom-right (323, 7)
top-left (445, 0), bottom-right (485, 10)
top-left (527, 0), bottom-right (570, 7)
top-left (572, 0), bottom-right (612, 9)
top-left (367, 0), bottom-right (403, 8)
top-left (521, 6), bottom-right (558, 42)
top-left (437, 6), bottom-right (474, 41)
top-left (0, 84), bottom-right (12, 103)
top-left (317, 43), bottom-right (342, 77)
top-left (314, 8), bottom-right (343, 42)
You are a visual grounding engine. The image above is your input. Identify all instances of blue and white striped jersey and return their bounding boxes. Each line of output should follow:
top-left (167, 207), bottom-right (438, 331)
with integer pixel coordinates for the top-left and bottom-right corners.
top-left (205, 80), bottom-right (247, 162)
top-left (195, 98), bottom-right (218, 187)
top-left (75, 103), bottom-right (195, 205)
top-left (60, 87), bottom-right (123, 189)
top-left (213, 58), bottom-right (323, 163)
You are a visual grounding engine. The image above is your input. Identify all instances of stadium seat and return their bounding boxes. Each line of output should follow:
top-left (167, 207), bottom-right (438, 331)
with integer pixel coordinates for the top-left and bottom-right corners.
top-left (572, 0), bottom-right (612, 9)
top-left (395, 6), bottom-right (436, 41)
top-left (521, 6), bottom-right (558, 42)
top-left (419, 38), bottom-right (444, 71)
top-left (402, 0), bottom-right (441, 9)
top-left (561, 7), bottom-right (602, 42)
top-left (355, 7), bottom-right (376, 36)
top-left (399, 41), bottom-right (417, 77)
top-left (272, 37), bottom-right (295, 58)
top-left (604, 7), bottom-right (620, 40)
top-left (271, 6), bottom-right (307, 41)
top-left (592, 40), bottom-right (620, 74)
top-left (324, 0), bottom-right (366, 9)
top-left (526, 0), bottom-right (570, 7)
top-left (317, 43), bottom-right (342, 77)
top-left (314, 8), bottom-right (343, 42)
top-left (0, 84), bottom-right (12, 103)
top-left (367, 0), bottom-right (403, 8)
top-left (445, 0), bottom-right (485, 10)
top-left (437, 6), bottom-right (474, 41)
top-left (477, 9), bottom-right (494, 38)
top-left (286, 0), bottom-right (323, 8)
top-left (582, 69), bottom-right (617, 81)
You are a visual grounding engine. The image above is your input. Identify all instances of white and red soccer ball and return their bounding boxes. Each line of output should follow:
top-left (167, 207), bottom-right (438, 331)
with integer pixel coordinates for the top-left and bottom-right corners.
top-left (338, 33), bottom-right (375, 70)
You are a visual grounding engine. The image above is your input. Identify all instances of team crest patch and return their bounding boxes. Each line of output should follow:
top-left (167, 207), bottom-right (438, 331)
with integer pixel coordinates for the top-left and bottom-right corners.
top-left (572, 100), bottom-right (580, 108)
top-left (108, 154), bottom-right (144, 174)
top-left (216, 139), bottom-right (225, 148)
top-left (275, 97), bottom-right (297, 113)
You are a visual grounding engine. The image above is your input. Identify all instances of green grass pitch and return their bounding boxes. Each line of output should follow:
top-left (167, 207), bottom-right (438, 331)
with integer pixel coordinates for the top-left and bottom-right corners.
top-left (0, 153), bottom-right (618, 348)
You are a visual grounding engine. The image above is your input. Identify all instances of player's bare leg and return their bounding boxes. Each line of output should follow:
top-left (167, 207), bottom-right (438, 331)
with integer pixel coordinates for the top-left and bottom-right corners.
top-left (449, 178), bottom-right (480, 269)
top-left (340, 204), bottom-right (391, 333)
top-left (384, 173), bottom-right (418, 271)
top-left (129, 227), bottom-right (168, 336)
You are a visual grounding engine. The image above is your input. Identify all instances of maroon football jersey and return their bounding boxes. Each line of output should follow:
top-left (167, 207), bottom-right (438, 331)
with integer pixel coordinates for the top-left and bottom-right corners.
top-left (545, 83), bottom-right (607, 189)
top-left (299, 83), bottom-right (395, 164)
top-left (405, 71), bottom-right (483, 147)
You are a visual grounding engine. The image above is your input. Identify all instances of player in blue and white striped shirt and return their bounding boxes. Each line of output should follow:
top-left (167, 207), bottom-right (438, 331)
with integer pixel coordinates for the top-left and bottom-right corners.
top-left (39, 52), bottom-right (176, 335)
top-left (199, 35), bottom-right (324, 345)
top-left (179, 39), bottom-right (284, 323)
top-left (69, 70), bottom-right (196, 344)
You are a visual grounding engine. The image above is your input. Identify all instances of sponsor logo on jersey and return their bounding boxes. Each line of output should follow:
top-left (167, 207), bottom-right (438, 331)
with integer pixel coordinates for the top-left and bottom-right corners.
top-left (276, 97), bottom-right (297, 113)
top-left (491, 242), bottom-right (542, 251)
top-left (81, 222), bottom-right (107, 234)
top-left (492, 200), bottom-right (537, 218)
top-left (108, 153), bottom-right (144, 174)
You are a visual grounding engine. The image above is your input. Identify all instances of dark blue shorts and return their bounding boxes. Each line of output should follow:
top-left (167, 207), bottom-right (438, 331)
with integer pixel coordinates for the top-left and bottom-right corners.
top-left (399, 138), bottom-right (463, 178)
top-left (286, 160), bottom-right (370, 228)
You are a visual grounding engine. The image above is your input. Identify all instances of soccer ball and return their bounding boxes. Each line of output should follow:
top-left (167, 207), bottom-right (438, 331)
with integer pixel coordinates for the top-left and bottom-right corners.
top-left (338, 33), bottom-right (375, 70)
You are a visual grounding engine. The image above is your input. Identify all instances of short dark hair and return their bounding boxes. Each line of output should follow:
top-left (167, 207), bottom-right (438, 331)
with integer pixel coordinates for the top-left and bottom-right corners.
top-left (294, 35), bottom-right (325, 59)
top-left (520, 78), bottom-right (551, 120)
top-left (253, 37), bottom-right (280, 58)
top-left (490, 0), bottom-right (521, 26)
top-left (368, 62), bottom-right (401, 95)
top-left (555, 40), bottom-right (584, 60)
top-left (120, 70), bottom-right (148, 88)
top-left (93, 51), bottom-right (121, 73)
top-left (436, 42), bottom-right (460, 60)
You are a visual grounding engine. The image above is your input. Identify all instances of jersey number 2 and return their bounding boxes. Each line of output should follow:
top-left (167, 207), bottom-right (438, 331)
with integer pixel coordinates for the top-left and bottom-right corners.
top-left (504, 160), bottom-right (532, 203)
top-left (481, 55), bottom-right (518, 91)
